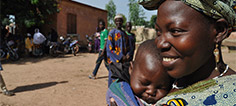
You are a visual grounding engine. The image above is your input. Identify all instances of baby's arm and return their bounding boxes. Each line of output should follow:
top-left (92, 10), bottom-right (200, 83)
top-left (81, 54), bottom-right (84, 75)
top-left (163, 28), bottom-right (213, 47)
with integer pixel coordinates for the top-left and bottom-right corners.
top-left (109, 98), bottom-right (117, 106)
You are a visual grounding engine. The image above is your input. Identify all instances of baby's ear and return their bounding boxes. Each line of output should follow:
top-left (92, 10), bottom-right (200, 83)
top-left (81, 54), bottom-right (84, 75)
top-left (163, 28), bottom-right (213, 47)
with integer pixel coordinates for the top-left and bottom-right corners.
top-left (129, 61), bottom-right (134, 75)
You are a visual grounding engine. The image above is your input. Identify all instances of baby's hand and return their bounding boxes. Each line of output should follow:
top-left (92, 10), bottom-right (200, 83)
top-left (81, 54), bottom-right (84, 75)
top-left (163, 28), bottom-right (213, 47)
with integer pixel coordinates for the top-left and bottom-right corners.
top-left (110, 98), bottom-right (118, 106)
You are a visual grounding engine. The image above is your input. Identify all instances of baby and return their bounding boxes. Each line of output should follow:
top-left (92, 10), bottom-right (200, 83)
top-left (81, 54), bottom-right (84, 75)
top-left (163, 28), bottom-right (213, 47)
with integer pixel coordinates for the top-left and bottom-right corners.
top-left (107, 40), bottom-right (174, 105)
top-left (130, 39), bottom-right (174, 104)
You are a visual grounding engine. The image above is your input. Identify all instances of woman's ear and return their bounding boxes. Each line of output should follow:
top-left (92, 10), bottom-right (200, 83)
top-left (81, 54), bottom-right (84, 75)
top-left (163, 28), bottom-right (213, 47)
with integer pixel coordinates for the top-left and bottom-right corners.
top-left (129, 61), bottom-right (134, 75)
top-left (215, 18), bottom-right (229, 43)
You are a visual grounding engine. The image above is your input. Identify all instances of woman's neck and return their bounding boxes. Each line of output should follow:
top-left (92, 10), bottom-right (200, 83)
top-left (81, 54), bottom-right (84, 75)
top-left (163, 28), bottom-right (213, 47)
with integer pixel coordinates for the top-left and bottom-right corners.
top-left (176, 55), bottom-right (217, 88)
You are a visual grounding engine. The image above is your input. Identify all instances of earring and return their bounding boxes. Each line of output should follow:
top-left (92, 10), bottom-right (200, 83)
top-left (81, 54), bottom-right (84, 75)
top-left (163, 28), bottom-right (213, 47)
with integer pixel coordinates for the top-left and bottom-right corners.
top-left (214, 44), bottom-right (219, 71)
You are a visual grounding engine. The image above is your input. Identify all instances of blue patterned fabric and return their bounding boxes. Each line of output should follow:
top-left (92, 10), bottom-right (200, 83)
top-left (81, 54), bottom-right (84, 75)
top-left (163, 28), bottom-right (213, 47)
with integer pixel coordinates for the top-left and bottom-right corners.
top-left (140, 74), bottom-right (236, 106)
top-left (106, 79), bottom-right (144, 106)
top-left (106, 29), bottom-right (127, 64)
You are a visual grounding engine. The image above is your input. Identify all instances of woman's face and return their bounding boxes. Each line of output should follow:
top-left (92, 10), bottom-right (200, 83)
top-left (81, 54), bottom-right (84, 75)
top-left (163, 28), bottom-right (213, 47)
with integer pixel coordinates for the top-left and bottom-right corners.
top-left (155, 1), bottom-right (216, 78)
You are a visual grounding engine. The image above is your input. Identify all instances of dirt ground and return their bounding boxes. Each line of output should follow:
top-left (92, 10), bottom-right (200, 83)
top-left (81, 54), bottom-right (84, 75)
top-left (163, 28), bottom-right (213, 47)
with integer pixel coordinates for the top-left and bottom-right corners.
top-left (0, 47), bottom-right (235, 106)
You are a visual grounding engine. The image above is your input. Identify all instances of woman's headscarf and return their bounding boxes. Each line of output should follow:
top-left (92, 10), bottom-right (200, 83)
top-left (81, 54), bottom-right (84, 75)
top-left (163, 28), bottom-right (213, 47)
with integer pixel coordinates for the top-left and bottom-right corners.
top-left (138, 0), bottom-right (236, 33)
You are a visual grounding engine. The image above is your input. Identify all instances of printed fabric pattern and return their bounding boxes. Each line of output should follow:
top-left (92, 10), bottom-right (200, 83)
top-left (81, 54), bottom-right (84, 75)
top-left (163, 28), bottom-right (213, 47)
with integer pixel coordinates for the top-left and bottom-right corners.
top-left (138, 0), bottom-right (236, 32)
top-left (106, 79), bottom-right (144, 106)
top-left (106, 29), bottom-right (126, 64)
top-left (141, 74), bottom-right (236, 106)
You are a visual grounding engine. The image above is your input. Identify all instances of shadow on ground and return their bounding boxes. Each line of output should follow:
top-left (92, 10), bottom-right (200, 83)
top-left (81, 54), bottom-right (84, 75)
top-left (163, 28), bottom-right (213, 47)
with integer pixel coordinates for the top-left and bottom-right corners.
top-left (1, 54), bottom-right (79, 65)
top-left (11, 81), bottom-right (68, 93)
top-left (96, 76), bottom-right (108, 80)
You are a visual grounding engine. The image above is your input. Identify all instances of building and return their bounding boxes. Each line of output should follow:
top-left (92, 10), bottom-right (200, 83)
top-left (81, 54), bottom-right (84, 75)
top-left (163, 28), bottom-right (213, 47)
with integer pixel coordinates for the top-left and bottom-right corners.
top-left (42, 0), bottom-right (107, 46)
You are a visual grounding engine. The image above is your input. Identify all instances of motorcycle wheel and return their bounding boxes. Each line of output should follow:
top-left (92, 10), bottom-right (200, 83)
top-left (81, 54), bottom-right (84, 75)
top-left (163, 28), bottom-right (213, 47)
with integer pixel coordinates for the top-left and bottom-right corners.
top-left (9, 50), bottom-right (19, 61)
top-left (49, 46), bottom-right (59, 57)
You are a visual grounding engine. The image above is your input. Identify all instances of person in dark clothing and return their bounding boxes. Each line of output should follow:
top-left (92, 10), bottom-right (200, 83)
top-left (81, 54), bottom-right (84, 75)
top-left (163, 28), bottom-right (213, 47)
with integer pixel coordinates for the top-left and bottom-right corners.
top-left (49, 28), bottom-right (58, 42)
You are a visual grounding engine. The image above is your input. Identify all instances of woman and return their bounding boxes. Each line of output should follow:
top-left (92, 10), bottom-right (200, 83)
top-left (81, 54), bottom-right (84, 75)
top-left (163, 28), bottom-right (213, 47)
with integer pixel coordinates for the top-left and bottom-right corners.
top-left (138, 0), bottom-right (236, 105)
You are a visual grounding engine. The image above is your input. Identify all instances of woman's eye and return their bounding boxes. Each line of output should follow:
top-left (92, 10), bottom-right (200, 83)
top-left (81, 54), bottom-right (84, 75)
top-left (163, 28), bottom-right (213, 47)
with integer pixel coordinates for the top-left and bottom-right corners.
top-left (170, 28), bottom-right (186, 36)
top-left (155, 29), bottom-right (161, 37)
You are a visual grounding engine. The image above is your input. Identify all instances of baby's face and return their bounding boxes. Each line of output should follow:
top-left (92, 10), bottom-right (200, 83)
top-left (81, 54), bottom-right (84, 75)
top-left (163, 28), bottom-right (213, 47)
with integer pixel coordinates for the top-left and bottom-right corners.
top-left (130, 58), bottom-right (173, 104)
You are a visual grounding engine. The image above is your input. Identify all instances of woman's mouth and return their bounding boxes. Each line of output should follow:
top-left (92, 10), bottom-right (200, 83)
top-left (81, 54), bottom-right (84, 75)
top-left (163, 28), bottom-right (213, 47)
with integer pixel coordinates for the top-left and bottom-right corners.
top-left (163, 57), bottom-right (177, 62)
top-left (162, 56), bottom-right (179, 67)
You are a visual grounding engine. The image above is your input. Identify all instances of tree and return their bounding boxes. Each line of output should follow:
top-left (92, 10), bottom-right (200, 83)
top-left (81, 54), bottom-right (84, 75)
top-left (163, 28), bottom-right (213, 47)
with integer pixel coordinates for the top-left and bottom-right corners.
top-left (105, 0), bottom-right (116, 28)
top-left (128, 0), bottom-right (146, 26)
top-left (149, 15), bottom-right (157, 28)
top-left (1, 0), bottom-right (58, 28)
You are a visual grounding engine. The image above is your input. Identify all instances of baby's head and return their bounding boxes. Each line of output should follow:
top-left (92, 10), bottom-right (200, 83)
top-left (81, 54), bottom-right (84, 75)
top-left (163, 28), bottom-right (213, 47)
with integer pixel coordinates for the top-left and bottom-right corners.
top-left (130, 40), bottom-right (174, 104)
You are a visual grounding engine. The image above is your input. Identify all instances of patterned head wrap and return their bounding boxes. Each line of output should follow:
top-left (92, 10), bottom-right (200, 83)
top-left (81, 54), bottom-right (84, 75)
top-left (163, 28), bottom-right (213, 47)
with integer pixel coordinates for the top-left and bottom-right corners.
top-left (138, 0), bottom-right (236, 32)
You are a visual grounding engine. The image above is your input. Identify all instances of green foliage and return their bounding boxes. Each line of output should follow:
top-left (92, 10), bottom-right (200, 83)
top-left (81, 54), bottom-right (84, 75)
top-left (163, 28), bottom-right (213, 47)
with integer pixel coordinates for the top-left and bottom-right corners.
top-left (149, 15), bottom-right (157, 28)
top-left (1, 18), bottom-right (11, 26)
top-left (105, 0), bottom-right (116, 28)
top-left (128, 0), bottom-right (146, 26)
top-left (31, 0), bottom-right (39, 5)
top-left (121, 14), bottom-right (127, 27)
top-left (1, 0), bottom-right (58, 28)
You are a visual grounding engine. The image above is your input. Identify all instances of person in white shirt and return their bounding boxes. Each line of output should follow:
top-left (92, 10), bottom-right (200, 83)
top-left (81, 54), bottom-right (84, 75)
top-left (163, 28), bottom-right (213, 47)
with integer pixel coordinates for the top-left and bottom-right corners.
top-left (33, 28), bottom-right (46, 45)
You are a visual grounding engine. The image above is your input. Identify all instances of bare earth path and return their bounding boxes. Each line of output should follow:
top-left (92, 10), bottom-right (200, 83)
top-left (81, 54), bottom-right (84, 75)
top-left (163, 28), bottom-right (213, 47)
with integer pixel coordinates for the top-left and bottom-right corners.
top-left (0, 53), bottom-right (109, 106)
top-left (0, 48), bottom-right (235, 106)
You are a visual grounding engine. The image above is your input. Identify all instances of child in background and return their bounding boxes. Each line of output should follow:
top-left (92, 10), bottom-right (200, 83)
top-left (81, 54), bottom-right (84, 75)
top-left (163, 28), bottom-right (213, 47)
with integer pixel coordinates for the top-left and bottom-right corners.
top-left (125, 22), bottom-right (136, 61)
top-left (106, 40), bottom-right (174, 106)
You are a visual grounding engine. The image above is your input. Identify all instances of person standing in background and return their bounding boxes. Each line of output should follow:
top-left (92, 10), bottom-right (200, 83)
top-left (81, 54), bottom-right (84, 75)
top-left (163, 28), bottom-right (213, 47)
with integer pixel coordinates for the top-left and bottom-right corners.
top-left (89, 20), bottom-right (109, 79)
top-left (106, 14), bottom-right (129, 87)
top-left (125, 22), bottom-right (136, 61)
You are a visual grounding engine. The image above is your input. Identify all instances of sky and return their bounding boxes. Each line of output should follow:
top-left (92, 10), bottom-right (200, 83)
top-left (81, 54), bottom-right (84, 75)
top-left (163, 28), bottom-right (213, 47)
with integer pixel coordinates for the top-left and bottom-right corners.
top-left (73, 0), bottom-right (157, 21)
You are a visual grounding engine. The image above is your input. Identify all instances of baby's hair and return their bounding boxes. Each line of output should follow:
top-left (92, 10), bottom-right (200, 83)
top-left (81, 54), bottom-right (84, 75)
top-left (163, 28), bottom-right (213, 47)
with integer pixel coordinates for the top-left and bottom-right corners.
top-left (133, 39), bottom-right (162, 71)
top-left (135, 39), bottom-right (161, 61)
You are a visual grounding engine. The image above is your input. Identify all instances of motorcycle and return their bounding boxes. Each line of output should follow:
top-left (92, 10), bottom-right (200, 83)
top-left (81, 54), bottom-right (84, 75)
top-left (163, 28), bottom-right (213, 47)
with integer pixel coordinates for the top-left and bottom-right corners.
top-left (49, 36), bottom-right (74, 57)
top-left (69, 39), bottom-right (80, 56)
top-left (0, 40), bottom-right (19, 61)
top-left (32, 44), bottom-right (44, 57)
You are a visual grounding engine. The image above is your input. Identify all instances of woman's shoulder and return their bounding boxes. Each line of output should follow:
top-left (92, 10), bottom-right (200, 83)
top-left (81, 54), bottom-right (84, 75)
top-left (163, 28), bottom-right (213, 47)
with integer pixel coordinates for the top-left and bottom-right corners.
top-left (155, 74), bottom-right (236, 106)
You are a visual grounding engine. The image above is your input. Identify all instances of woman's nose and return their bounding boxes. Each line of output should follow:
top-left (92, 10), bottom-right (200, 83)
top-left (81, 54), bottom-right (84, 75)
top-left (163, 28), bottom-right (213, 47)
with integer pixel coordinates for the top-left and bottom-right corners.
top-left (155, 34), bottom-right (171, 51)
